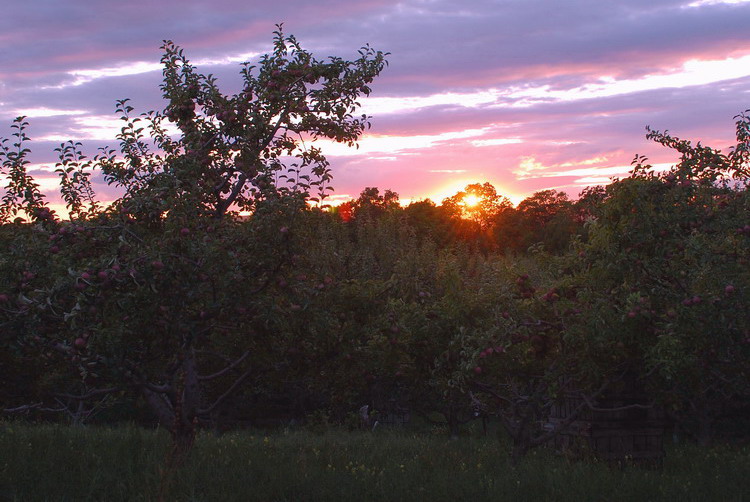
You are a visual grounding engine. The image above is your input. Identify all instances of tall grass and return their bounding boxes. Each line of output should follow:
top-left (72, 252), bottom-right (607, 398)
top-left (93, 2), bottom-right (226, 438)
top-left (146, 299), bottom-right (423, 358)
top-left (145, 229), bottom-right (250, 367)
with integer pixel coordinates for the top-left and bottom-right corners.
top-left (1, 422), bottom-right (748, 501)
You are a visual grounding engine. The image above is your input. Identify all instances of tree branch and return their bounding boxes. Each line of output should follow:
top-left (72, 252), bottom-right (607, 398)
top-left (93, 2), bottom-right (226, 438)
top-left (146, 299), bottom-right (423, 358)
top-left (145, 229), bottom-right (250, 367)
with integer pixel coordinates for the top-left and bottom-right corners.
top-left (199, 369), bottom-right (252, 416)
top-left (199, 350), bottom-right (250, 381)
top-left (3, 403), bottom-right (67, 414)
top-left (53, 387), bottom-right (119, 401)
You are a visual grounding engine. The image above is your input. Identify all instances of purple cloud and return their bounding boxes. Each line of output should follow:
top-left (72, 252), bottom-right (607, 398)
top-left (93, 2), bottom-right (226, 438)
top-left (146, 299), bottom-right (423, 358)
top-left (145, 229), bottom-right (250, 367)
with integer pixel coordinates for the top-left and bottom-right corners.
top-left (2, 0), bottom-right (749, 213)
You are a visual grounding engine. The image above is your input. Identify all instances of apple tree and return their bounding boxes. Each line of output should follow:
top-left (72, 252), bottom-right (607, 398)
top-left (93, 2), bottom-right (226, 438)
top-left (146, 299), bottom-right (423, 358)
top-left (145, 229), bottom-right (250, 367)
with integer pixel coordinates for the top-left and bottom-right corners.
top-left (574, 111), bottom-right (750, 445)
top-left (0, 26), bottom-right (387, 458)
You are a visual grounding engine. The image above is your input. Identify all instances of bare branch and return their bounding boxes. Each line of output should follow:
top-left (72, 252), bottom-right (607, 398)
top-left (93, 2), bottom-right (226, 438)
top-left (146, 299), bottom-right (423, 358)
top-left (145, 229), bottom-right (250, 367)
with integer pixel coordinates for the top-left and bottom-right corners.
top-left (3, 403), bottom-right (67, 414)
top-left (199, 350), bottom-right (250, 380)
top-left (579, 392), bottom-right (654, 413)
top-left (53, 387), bottom-right (119, 401)
top-left (199, 369), bottom-right (252, 416)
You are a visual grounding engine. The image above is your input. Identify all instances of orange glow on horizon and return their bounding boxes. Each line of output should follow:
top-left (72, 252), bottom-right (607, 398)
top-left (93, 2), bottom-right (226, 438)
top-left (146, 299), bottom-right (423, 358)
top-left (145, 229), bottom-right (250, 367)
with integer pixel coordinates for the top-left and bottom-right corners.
top-left (463, 193), bottom-right (481, 207)
top-left (424, 179), bottom-right (525, 207)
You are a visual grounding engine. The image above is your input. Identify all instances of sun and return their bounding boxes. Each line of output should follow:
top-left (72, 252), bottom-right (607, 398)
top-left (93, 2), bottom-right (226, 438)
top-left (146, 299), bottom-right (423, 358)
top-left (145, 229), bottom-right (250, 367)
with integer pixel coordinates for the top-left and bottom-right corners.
top-left (463, 194), bottom-right (481, 208)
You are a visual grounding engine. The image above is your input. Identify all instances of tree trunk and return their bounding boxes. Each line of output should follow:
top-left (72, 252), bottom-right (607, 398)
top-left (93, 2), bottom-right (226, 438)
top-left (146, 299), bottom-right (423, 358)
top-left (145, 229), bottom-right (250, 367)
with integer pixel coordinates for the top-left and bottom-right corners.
top-left (138, 354), bottom-right (202, 463)
top-left (510, 435), bottom-right (531, 466)
top-left (444, 408), bottom-right (460, 439)
top-left (696, 409), bottom-right (714, 447)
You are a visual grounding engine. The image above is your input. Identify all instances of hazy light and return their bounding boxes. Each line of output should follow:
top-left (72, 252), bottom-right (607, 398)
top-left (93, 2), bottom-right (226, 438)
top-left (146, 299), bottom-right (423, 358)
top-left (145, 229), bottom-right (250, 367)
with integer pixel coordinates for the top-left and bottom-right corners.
top-left (361, 90), bottom-right (500, 115)
top-left (685, 0), bottom-right (750, 6)
top-left (36, 115), bottom-right (180, 142)
top-left (47, 50), bottom-right (263, 89)
top-left (10, 107), bottom-right (87, 119)
top-left (66, 62), bottom-right (162, 87)
top-left (427, 179), bottom-right (524, 206)
top-left (0, 172), bottom-right (61, 194)
top-left (504, 54), bottom-right (750, 106)
top-left (314, 127), bottom-right (494, 157)
top-left (37, 115), bottom-right (126, 142)
top-left (470, 138), bottom-right (523, 147)
top-left (463, 193), bottom-right (481, 207)
top-left (515, 156), bottom-right (675, 182)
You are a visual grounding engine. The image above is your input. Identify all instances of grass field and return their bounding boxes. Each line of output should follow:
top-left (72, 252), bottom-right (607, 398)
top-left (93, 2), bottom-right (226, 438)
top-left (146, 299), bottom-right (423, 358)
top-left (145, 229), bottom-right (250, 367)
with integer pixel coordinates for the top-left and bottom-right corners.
top-left (1, 422), bottom-right (748, 501)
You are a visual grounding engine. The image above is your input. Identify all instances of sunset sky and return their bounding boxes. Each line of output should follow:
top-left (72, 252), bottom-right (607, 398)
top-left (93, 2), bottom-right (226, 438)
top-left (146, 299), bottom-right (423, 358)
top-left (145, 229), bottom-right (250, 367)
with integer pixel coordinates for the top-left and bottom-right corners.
top-left (2, 0), bottom-right (750, 210)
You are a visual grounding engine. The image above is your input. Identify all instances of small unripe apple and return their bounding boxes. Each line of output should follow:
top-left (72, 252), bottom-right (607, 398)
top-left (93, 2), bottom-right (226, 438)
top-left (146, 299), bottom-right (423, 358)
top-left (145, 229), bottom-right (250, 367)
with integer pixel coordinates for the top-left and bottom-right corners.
top-left (725, 285), bottom-right (736, 295)
top-left (151, 260), bottom-right (164, 270)
top-left (473, 366), bottom-right (482, 375)
top-left (74, 337), bottom-right (86, 348)
top-left (180, 227), bottom-right (190, 236)
top-left (0, 294), bottom-right (8, 303)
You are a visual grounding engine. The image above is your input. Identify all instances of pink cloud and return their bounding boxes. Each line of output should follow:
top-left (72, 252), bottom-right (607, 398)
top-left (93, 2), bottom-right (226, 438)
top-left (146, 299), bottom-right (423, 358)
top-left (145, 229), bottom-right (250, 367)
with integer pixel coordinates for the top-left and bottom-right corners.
top-left (2, 0), bottom-right (749, 210)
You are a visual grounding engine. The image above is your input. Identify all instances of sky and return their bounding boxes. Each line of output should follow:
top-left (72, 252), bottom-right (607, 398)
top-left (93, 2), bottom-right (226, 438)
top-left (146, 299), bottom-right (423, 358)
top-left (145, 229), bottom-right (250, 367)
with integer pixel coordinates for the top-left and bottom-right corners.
top-left (2, 0), bottom-right (750, 211)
